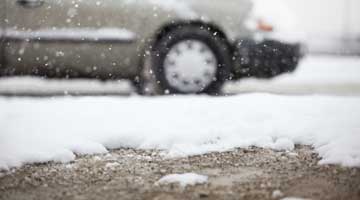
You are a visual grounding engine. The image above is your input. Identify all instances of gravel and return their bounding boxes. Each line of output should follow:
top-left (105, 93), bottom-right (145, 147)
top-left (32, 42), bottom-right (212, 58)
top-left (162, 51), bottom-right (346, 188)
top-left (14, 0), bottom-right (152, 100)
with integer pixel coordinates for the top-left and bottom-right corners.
top-left (0, 145), bottom-right (359, 200)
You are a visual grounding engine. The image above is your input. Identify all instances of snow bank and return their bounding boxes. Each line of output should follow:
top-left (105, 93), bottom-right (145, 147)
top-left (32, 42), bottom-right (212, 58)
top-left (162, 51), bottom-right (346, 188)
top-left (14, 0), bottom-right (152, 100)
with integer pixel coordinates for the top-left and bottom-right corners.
top-left (156, 173), bottom-right (208, 187)
top-left (0, 93), bottom-right (360, 170)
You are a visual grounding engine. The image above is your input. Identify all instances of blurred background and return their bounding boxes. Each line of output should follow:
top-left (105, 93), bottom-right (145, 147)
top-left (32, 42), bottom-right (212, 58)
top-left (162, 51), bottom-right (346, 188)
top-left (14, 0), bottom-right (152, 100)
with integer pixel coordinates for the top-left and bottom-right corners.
top-left (252, 0), bottom-right (360, 55)
top-left (0, 0), bottom-right (359, 96)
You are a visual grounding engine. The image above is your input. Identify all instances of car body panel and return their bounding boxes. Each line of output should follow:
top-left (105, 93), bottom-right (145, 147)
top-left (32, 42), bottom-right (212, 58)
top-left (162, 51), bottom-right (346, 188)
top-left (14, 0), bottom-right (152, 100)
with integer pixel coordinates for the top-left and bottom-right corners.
top-left (1, 0), bottom-right (253, 79)
top-left (4, 0), bottom-right (143, 78)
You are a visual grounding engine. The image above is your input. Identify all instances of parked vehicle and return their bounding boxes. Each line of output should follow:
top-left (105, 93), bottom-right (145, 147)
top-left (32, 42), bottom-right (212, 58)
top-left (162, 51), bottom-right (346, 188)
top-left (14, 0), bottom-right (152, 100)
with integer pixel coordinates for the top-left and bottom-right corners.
top-left (0, 0), bottom-right (302, 95)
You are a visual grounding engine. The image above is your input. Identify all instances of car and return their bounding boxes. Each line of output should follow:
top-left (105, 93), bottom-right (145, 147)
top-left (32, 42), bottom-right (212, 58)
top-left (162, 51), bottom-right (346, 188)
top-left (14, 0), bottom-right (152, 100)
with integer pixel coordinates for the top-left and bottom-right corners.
top-left (0, 0), bottom-right (302, 95)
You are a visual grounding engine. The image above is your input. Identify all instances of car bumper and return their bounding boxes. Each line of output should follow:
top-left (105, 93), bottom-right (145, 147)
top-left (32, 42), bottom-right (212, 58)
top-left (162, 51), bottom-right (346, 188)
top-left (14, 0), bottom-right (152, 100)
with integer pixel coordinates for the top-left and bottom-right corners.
top-left (232, 39), bottom-right (305, 79)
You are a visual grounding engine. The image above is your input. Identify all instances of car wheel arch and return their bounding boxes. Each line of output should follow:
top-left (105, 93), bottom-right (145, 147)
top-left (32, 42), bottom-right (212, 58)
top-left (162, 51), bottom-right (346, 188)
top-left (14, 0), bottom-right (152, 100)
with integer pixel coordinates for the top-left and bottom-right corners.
top-left (152, 20), bottom-right (231, 50)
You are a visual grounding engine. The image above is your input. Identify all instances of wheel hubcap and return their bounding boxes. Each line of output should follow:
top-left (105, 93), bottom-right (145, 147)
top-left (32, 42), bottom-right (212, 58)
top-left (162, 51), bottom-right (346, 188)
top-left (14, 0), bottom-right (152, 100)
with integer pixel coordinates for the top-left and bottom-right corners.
top-left (164, 40), bottom-right (217, 93)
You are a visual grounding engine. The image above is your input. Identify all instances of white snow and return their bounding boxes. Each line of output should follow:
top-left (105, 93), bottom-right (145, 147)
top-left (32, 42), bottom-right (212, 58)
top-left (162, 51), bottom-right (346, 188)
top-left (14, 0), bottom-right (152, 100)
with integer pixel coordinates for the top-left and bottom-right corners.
top-left (155, 173), bottom-right (208, 187)
top-left (0, 94), bottom-right (360, 170)
top-left (6, 28), bottom-right (136, 42)
top-left (272, 190), bottom-right (284, 199)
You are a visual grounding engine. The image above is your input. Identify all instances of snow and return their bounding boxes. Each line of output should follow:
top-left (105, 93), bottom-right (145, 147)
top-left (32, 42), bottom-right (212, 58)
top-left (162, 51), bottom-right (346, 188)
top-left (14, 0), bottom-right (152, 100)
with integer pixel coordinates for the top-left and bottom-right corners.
top-left (155, 173), bottom-right (208, 187)
top-left (272, 190), bottom-right (284, 199)
top-left (0, 93), bottom-right (360, 170)
top-left (6, 28), bottom-right (136, 42)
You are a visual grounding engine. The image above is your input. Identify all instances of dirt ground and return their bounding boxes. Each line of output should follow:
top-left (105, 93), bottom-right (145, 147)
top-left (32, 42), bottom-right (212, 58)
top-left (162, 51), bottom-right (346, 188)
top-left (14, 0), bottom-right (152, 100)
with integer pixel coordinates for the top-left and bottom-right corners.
top-left (0, 145), bottom-right (359, 200)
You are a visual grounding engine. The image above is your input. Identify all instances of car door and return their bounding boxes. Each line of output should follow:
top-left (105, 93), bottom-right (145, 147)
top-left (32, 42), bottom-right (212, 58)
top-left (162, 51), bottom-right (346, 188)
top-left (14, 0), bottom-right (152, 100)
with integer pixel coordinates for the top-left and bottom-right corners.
top-left (4, 0), bottom-right (139, 79)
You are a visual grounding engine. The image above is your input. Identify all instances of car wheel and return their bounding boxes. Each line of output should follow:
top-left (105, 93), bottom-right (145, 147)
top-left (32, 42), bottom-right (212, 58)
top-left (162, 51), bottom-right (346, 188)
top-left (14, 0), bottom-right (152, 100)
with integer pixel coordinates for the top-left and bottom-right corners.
top-left (144, 25), bottom-right (232, 95)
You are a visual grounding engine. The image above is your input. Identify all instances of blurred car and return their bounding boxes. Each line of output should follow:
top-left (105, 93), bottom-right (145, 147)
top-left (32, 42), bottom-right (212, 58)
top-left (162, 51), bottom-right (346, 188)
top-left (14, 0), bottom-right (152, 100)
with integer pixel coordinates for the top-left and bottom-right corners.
top-left (0, 0), bottom-right (302, 95)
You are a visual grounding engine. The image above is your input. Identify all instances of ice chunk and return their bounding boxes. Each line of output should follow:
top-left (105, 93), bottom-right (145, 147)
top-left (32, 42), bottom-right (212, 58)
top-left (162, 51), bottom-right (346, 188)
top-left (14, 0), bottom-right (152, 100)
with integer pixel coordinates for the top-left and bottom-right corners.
top-left (156, 173), bottom-right (208, 187)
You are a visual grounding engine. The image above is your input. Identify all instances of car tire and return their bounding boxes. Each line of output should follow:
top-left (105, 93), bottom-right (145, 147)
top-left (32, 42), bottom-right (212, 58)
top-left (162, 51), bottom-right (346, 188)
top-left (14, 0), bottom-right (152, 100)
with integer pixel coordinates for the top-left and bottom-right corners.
top-left (140, 25), bottom-right (232, 95)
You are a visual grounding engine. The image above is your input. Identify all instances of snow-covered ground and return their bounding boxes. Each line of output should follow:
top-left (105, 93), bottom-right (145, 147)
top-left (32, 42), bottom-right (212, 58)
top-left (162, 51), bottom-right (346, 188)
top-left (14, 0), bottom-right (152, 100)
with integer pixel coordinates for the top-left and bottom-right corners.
top-left (0, 55), bottom-right (360, 170)
top-left (1, 93), bottom-right (360, 170)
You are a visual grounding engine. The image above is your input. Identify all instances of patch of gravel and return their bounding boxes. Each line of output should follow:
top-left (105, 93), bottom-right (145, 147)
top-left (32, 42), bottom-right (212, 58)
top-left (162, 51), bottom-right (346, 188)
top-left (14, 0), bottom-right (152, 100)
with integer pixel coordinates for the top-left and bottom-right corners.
top-left (0, 145), bottom-right (359, 200)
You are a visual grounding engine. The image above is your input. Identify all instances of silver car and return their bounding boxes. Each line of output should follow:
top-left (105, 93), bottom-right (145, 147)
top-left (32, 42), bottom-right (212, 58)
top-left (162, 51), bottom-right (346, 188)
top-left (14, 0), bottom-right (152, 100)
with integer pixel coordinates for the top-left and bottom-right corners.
top-left (0, 0), bottom-right (301, 94)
